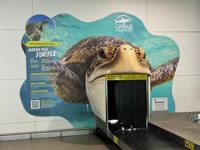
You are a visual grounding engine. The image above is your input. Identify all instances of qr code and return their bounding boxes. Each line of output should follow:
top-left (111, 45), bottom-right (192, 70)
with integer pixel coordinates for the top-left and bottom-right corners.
top-left (31, 100), bottom-right (40, 109)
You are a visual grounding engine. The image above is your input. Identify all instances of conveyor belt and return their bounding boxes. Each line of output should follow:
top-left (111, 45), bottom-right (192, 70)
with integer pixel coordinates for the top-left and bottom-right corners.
top-left (100, 77), bottom-right (191, 150)
top-left (112, 129), bottom-right (186, 150)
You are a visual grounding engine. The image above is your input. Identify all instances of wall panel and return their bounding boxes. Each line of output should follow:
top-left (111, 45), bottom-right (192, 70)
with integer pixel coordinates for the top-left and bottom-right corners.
top-left (175, 101), bottom-right (200, 112)
top-left (0, 80), bottom-right (35, 125)
top-left (173, 76), bottom-right (200, 112)
top-left (0, 30), bottom-right (25, 55)
top-left (0, 55), bottom-right (26, 79)
top-left (173, 89), bottom-right (200, 102)
top-left (33, 0), bottom-right (93, 21)
top-left (0, 30), bottom-right (26, 79)
top-left (173, 76), bottom-right (200, 90)
top-left (0, 0), bottom-right (32, 29)
top-left (36, 120), bottom-right (73, 132)
top-left (175, 65), bottom-right (200, 76)
top-left (148, 0), bottom-right (200, 31)
top-left (36, 116), bottom-right (68, 122)
top-left (0, 80), bottom-right (24, 96)
top-left (0, 100), bottom-right (35, 124)
top-left (0, 123), bottom-right (35, 135)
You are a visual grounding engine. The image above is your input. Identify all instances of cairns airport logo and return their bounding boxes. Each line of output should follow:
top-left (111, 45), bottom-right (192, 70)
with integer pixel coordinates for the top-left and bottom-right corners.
top-left (114, 15), bottom-right (133, 32)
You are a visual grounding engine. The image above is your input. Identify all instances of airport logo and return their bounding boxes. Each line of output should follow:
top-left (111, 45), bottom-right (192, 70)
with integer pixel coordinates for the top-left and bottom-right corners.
top-left (114, 15), bottom-right (133, 32)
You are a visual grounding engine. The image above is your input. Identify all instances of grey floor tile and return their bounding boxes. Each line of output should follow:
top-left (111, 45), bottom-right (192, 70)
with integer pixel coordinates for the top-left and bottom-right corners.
top-left (0, 134), bottom-right (120, 150)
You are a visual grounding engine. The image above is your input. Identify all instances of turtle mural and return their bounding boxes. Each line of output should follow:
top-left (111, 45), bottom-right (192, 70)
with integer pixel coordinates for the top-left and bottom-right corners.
top-left (20, 13), bottom-right (180, 127)
top-left (49, 36), bottom-right (179, 121)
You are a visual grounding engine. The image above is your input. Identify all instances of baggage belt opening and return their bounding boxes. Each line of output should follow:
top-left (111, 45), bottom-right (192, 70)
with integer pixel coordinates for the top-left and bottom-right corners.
top-left (94, 74), bottom-right (186, 150)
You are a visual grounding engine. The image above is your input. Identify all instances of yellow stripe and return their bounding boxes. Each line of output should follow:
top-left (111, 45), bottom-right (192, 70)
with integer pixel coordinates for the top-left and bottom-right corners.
top-left (113, 135), bottom-right (118, 144)
top-left (106, 74), bottom-right (147, 80)
top-left (25, 41), bottom-right (60, 47)
top-left (185, 139), bottom-right (194, 150)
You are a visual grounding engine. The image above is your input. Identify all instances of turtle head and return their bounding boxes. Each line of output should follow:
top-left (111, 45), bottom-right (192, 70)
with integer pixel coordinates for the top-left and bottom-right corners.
top-left (86, 44), bottom-right (151, 82)
top-left (86, 44), bottom-right (151, 121)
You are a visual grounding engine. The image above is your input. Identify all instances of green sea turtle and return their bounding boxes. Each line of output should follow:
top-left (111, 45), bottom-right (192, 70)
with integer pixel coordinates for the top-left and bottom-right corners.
top-left (50, 36), bottom-right (179, 107)
top-left (26, 19), bottom-right (50, 41)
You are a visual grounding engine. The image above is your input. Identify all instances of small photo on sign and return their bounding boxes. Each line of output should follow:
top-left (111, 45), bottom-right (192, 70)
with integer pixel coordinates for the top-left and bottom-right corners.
top-left (26, 14), bottom-right (56, 41)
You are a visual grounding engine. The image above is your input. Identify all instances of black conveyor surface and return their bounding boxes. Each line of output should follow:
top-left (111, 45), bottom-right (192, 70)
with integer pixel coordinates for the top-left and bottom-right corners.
top-left (114, 129), bottom-right (186, 150)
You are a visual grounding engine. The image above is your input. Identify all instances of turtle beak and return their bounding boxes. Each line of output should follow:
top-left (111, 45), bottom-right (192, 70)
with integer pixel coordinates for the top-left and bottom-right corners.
top-left (87, 44), bottom-right (151, 82)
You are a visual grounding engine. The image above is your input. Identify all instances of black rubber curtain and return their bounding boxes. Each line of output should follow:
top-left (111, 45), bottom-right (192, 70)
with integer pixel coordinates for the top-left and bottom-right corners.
top-left (108, 80), bottom-right (147, 130)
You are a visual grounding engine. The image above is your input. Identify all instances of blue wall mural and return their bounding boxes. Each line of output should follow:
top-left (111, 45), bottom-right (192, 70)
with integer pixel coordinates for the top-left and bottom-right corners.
top-left (20, 12), bottom-right (179, 128)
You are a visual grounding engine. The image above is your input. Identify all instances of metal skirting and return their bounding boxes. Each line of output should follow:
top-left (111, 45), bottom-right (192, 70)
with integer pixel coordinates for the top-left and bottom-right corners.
top-left (148, 123), bottom-right (200, 150)
top-left (0, 129), bottom-right (92, 141)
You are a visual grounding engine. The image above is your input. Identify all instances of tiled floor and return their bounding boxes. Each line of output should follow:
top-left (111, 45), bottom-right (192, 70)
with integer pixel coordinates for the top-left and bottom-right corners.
top-left (0, 134), bottom-right (120, 150)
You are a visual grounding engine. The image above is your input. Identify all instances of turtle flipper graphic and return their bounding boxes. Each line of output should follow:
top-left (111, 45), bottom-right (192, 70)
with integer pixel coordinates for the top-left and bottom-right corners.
top-left (50, 61), bottom-right (87, 103)
top-left (151, 57), bottom-right (179, 87)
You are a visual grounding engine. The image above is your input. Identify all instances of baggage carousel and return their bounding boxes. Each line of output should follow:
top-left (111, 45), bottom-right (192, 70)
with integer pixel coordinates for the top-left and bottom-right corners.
top-left (95, 75), bottom-right (200, 150)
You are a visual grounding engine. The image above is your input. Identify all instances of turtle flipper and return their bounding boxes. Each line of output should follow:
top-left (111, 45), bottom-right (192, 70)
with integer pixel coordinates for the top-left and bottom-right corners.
top-left (151, 57), bottom-right (179, 87)
top-left (50, 61), bottom-right (88, 103)
top-left (32, 33), bottom-right (41, 41)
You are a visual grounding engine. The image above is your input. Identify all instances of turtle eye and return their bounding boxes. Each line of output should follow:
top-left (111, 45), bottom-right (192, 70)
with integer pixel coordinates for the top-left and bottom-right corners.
top-left (99, 49), bottom-right (106, 59)
top-left (143, 53), bottom-right (146, 59)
